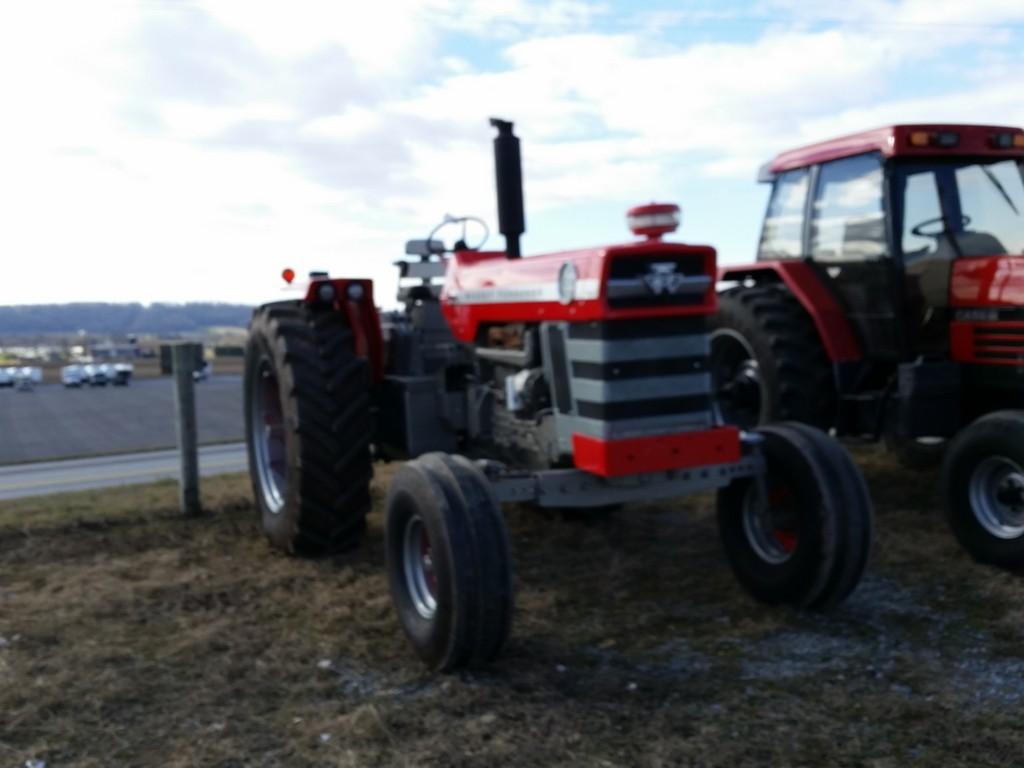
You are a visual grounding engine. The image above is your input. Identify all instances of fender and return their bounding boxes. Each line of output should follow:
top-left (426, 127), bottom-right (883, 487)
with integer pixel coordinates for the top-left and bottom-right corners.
top-left (303, 278), bottom-right (385, 383)
top-left (718, 261), bottom-right (862, 362)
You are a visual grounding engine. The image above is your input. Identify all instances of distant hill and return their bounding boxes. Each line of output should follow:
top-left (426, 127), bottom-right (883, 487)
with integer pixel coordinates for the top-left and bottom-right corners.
top-left (0, 303), bottom-right (253, 336)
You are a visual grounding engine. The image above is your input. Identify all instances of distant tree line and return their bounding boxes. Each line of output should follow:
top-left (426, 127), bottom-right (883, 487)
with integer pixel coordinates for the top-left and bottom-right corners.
top-left (0, 303), bottom-right (253, 336)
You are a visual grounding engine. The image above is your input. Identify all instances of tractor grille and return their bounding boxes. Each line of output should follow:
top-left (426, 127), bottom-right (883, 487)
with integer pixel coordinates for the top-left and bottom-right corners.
top-left (606, 253), bottom-right (711, 309)
top-left (972, 325), bottom-right (1024, 362)
top-left (542, 317), bottom-right (713, 441)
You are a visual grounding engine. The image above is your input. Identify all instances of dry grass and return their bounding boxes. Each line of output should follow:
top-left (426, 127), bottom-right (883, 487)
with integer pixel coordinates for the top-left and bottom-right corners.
top-left (3, 451), bottom-right (1024, 766)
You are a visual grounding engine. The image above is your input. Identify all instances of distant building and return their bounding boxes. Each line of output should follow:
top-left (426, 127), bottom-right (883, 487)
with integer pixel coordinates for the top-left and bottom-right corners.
top-left (89, 341), bottom-right (138, 359)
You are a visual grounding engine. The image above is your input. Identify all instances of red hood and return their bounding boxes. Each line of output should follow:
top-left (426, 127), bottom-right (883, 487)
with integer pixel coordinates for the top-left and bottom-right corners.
top-left (951, 256), bottom-right (1024, 307)
top-left (440, 242), bottom-right (716, 343)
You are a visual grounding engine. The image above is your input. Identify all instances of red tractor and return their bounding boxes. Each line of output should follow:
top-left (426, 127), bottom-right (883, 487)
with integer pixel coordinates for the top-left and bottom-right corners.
top-left (713, 124), bottom-right (1024, 567)
top-left (245, 119), bottom-right (873, 672)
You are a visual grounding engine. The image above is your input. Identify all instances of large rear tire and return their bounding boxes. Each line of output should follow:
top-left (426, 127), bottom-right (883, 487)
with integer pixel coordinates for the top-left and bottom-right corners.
top-left (244, 301), bottom-right (373, 555)
top-left (711, 285), bottom-right (835, 430)
top-left (385, 453), bottom-right (513, 671)
top-left (717, 423), bottom-right (873, 610)
top-left (943, 411), bottom-right (1024, 567)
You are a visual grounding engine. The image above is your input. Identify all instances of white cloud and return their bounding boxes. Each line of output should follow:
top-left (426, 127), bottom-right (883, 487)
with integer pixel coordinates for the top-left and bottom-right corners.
top-left (301, 107), bottom-right (384, 142)
top-left (1, 0), bottom-right (1022, 308)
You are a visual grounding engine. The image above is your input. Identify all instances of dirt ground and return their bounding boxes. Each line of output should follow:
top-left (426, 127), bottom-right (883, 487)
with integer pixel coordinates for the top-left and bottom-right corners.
top-left (3, 450), bottom-right (1024, 767)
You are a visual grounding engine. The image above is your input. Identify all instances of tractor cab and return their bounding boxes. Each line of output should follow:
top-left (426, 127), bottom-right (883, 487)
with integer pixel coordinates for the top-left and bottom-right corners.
top-left (753, 124), bottom-right (1024, 363)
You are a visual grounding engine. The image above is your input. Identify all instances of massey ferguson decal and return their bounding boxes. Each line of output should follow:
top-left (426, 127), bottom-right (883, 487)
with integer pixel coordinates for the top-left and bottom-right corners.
top-left (643, 262), bottom-right (687, 295)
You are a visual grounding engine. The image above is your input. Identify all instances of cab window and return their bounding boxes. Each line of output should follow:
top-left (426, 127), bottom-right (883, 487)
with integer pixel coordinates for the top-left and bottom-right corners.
top-left (758, 168), bottom-right (808, 260)
top-left (898, 158), bottom-right (1024, 260)
top-left (900, 170), bottom-right (943, 262)
top-left (810, 153), bottom-right (886, 262)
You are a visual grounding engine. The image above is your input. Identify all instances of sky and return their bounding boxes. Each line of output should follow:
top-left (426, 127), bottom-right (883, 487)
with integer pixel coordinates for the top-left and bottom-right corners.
top-left (1, 0), bottom-right (1024, 308)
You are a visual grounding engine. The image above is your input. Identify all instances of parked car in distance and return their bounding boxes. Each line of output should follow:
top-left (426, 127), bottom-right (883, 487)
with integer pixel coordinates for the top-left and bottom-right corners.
top-left (14, 366), bottom-right (41, 391)
top-left (62, 364), bottom-right (86, 387)
top-left (112, 362), bottom-right (134, 386)
top-left (82, 364), bottom-right (108, 386)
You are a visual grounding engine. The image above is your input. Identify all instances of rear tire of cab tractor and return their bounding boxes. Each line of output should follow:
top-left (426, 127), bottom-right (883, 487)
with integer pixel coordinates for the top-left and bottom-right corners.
top-left (244, 300), bottom-right (373, 555)
top-left (717, 422), bottom-right (873, 610)
top-left (711, 285), bottom-right (834, 431)
top-left (943, 411), bottom-right (1024, 568)
top-left (385, 453), bottom-right (513, 672)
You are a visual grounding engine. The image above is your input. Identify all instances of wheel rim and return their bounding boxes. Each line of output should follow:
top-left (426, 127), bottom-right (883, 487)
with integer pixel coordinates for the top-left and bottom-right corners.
top-left (710, 329), bottom-right (764, 429)
top-left (742, 481), bottom-right (799, 564)
top-left (251, 361), bottom-right (287, 514)
top-left (403, 515), bottom-right (438, 620)
top-left (968, 456), bottom-right (1024, 540)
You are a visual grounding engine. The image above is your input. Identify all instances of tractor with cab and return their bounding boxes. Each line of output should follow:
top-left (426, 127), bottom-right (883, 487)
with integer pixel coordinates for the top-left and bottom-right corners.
top-left (713, 124), bottom-right (1024, 567)
top-left (245, 119), bottom-right (873, 672)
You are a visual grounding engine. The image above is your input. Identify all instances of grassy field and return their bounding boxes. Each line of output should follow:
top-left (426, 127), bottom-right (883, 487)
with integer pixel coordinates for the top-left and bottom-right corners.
top-left (3, 451), bottom-right (1024, 766)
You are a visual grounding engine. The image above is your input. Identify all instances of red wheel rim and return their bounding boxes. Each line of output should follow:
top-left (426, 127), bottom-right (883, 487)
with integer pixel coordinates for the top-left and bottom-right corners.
top-left (743, 480), bottom-right (799, 564)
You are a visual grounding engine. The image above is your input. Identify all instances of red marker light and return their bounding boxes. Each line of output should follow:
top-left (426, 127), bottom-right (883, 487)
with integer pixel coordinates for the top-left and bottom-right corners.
top-left (282, 268), bottom-right (295, 284)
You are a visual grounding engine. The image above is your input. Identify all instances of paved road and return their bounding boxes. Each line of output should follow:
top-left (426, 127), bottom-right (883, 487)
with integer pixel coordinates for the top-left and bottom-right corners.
top-left (0, 443), bottom-right (248, 500)
top-left (0, 375), bottom-right (244, 464)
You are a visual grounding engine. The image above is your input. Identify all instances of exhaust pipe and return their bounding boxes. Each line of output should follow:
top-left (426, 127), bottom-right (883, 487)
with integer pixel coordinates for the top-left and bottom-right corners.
top-left (490, 118), bottom-right (525, 259)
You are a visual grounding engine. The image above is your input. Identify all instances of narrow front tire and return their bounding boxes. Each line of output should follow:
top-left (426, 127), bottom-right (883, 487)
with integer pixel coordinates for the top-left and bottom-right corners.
top-left (717, 423), bottom-right (873, 610)
top-left (385, 453), bottom-right (513, 671)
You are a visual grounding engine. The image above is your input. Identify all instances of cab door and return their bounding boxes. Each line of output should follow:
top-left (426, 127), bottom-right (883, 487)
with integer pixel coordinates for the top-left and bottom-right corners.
top-left (807, 152), bottom-right (902, 360)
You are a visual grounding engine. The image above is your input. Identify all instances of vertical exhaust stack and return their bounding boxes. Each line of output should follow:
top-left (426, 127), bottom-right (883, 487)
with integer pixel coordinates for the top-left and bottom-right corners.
top-left (490, 118), bottom-right (525, 259)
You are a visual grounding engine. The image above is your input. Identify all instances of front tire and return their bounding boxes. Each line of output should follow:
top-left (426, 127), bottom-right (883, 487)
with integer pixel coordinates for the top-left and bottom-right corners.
top-left (944, 411), bottom-right (1024, 567)
top-left (385, 453), bottom-right (513, 671)
top-left (718, 423), bottom-right (873, 610)
top-left (244, 301), bottom-right (373, 555)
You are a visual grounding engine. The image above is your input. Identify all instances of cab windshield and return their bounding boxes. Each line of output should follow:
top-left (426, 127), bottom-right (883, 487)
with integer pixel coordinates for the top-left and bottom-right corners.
top-left (896, 157), bottom-right (1024, 262)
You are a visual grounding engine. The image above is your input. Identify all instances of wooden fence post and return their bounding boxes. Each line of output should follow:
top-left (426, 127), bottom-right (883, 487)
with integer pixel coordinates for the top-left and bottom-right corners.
top-left (172, 343), bottom-right (202, 516)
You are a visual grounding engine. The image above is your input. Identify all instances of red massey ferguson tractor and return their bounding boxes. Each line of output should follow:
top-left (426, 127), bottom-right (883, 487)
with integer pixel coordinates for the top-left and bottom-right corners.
top-left (712, 124), bottom-right (1024, 567)
top-left (245, 119), bottom-right (873, 672)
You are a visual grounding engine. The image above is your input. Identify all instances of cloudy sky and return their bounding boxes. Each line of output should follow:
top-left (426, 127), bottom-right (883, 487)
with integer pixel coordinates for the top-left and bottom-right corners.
top-left (2, 0), bottom-right (1023, 307)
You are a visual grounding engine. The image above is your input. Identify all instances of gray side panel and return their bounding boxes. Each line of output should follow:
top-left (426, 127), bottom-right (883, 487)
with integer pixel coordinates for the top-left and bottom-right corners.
top-left (540, 320), bottom-right (715, 456)
top-left (566, 335), bottom-right (709, 363)
top-left (571, 373), bottom-right (711, 402)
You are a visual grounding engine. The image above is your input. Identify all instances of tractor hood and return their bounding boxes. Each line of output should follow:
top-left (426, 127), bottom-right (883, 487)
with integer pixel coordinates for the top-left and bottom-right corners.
top-left (440, 242), bottom-right (716, 343)
top-left (951, 256), bottom-right (1024, 308)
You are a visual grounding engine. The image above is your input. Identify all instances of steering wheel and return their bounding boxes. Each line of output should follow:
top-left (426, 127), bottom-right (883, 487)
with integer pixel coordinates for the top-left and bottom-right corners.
top-left (911, 214), bottom-right (971, 237)
top-left (427, 214), bottom-right (489, 252)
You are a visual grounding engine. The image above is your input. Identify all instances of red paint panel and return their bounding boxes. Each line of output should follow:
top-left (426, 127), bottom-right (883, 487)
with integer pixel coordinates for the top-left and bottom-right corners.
top-left (951, 321), bottom-right (1024, 366)
top-left (950, 256), bottom-right (1024, 307)
top-left (572, 427), bottom-right (741, 478)
top-left (718, 261), bottom-right (861, 362)
top-left (769, 124), bottom-right (1024, 174)
top-left (303, 279), bottom-right (385, 382)
top-left (441, 242), bottom-right (718, 343)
